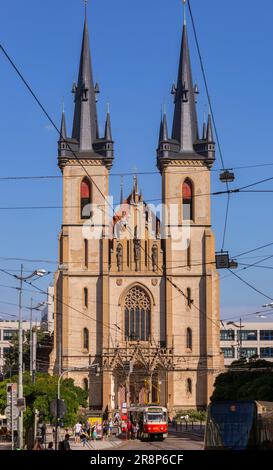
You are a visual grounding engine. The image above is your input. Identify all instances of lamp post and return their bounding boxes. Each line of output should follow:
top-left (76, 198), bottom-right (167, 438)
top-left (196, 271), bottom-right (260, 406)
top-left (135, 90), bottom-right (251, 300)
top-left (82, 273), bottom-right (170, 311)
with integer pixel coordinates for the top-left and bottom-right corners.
top-left (227, 318), bottom-right (244, 359)
top-left (15, 265), bottom-right (47, 449)
top-left (55, 364), bottom-right (100, 450)
top-left (27, 299), bottom-right (47, 383)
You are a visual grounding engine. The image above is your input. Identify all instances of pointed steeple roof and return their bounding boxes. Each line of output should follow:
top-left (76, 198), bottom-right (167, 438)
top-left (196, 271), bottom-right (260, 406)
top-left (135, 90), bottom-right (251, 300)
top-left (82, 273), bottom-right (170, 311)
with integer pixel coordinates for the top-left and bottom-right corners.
top-left (206, 113), bottom-right (214, 142)
top-left (202, 120), bottom-right (207, 140)
top-left (72, 16), bottom-right (98, 151)
top-left (171, 22), bottom-right (198, 151)
top-left (60, 110), bottom-right (67, 140)
top-left (162, 112), bottom-right (169, 141)
top-left (104, 111), bottom-right (112, 141)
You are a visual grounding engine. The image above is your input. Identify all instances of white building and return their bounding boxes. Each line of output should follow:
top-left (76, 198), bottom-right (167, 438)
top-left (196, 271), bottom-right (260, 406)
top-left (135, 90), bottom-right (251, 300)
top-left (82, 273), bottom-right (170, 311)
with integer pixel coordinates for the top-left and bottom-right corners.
top-left (0, 320), bottom-right (40, 373)
top-left (220, 322), bottom-right (273, 366)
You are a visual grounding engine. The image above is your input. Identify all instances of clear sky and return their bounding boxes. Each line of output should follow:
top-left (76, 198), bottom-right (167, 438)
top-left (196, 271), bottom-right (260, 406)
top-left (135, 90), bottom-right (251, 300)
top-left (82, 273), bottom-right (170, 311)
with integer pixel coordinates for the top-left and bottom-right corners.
top-left (0, 0), bottom-right (273, 324)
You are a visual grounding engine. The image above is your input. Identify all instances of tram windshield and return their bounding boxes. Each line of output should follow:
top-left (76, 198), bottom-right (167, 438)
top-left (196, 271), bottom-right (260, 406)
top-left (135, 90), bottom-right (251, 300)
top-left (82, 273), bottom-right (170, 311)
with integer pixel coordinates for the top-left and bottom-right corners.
top-left (145, 412), bottom-right (166, 423)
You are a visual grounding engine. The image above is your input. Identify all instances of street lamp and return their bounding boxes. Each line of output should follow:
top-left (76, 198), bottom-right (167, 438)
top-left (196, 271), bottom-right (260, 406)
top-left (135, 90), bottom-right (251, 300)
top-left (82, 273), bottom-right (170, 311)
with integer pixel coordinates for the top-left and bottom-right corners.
top-left (14, 264), bottom-right (47, 449)
top-left (54, 364), bottom-right (100, 450)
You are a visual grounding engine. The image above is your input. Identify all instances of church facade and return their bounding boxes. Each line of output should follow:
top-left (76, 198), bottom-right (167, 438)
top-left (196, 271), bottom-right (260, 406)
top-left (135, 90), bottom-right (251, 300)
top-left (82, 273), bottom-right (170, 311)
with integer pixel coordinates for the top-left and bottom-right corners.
top-left (49, 9), bottom-right (223, 414)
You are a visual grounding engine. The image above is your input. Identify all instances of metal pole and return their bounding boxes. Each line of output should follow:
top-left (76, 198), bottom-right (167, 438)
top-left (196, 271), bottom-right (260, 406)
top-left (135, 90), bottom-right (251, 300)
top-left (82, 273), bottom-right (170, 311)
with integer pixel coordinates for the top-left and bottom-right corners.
top-left (10, 386), bottom-right (14, 451)
top-left (30, 298), bottom-right (33, 380)
top-left (18, 264), bottom-right (24, 449)
top-left (32, 331), bottom-right (37, 384)
top-left (54, 394), bottom-right (59, 451)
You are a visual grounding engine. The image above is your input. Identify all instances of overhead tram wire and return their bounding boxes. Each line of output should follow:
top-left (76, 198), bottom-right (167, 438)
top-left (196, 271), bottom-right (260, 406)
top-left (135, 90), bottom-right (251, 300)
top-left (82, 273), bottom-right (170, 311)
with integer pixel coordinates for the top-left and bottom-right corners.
top-left (227, 269), bottom-right (273, 302)
top-left (187, 0), bottom-right (230, 251)
top-left (2, 162), bottom-right (273, 180)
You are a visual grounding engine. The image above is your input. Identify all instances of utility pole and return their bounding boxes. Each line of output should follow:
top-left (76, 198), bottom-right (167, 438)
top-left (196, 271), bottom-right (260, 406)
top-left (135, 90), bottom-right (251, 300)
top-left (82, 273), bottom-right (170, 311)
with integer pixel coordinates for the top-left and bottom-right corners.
top-left (30, 298), bottom-right (33, 382)
top-left (32, 331), bottom-right (37, 384)
top-left (18, 264), bottom-right (24, 450)
top-left (15, 266), bottom-right (47, 449)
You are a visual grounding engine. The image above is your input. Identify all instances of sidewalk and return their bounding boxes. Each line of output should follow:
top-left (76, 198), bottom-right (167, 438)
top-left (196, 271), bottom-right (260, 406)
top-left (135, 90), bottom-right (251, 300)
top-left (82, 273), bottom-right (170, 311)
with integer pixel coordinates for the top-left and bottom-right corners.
top-left (70, 437), bottom-right (123, 450)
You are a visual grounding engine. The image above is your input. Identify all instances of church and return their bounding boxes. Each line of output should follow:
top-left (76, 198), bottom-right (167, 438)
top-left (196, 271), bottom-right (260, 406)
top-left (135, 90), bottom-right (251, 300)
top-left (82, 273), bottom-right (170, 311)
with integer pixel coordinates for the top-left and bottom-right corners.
top-left (49, 5), bottom-right (223, 414)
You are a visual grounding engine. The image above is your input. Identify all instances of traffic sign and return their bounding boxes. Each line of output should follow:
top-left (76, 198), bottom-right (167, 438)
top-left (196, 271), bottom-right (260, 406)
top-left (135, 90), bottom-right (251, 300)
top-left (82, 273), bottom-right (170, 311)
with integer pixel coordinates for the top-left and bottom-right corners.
top-left (5, 405), bottom-right (20, 420)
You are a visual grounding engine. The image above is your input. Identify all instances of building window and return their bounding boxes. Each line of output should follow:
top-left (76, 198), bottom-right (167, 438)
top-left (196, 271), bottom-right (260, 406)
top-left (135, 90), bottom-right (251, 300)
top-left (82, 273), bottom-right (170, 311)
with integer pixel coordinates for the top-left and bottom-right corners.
top-left (240, 348), bottom-right (258, 358)
top-left (221, 347), bottom-right (235, 358)
top-left (84, 239), bottom-right (88, 268)
top-left (186, 378), bottom-right (192, 394)
top-left (186, 288), bottom-right (193, 308)
top-left (260, 330), bottom-right (273, 341)
top-left (81, 178), bottom-right (92, 219)
top-left (3, 330), bottom-right (16, 341)
top-left (84, 288), bottom-right (88, 308)
top-left (83, 328), bottom-right (89, 351)
top-left (3, 347), bottom-right (11, 356)
top-left (83, 378), bottom-right (89, 391)
top-left (260, 347), bottom-right (273, 358)
top-left (183, 179), bottom-right (193, 221)
top-left (238, 330), bottom-right (257, 341)
top-left (124, 286), bottom-right (151, 341)
top-left (186, 239), bottom-right (191, 267)
top-left (186, 328), bottom-right (192, 350)
top-left (220, 330), bottom-right (235, 341)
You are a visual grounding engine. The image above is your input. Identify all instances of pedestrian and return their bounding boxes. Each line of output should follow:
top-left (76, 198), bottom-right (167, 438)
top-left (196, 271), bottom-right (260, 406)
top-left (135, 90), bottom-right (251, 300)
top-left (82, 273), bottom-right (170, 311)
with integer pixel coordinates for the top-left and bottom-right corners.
top-left (47, 441), bottom-right (54, 450)
top-left (59, 433), bottom-right (71, 450)
top-left (32, 439), bottom-right (42, 450)
top-left (74, 421), bottom-right (82, 443)
top-left (109, 418), bottom-right (113, 436)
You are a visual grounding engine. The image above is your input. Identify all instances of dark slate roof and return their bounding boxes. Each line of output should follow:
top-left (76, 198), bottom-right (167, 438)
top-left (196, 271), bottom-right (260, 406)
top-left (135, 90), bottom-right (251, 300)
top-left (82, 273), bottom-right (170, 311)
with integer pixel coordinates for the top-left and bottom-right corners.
top-left (172, 23), bottom-right (198, 151)
top-left (72, 18), bottom-right (99, 151)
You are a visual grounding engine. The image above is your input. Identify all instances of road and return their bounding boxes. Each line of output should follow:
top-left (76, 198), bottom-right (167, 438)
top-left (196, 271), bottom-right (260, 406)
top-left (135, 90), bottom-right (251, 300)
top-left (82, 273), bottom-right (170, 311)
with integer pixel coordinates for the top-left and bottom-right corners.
top-left (118, 433), bottom-right (203, 451)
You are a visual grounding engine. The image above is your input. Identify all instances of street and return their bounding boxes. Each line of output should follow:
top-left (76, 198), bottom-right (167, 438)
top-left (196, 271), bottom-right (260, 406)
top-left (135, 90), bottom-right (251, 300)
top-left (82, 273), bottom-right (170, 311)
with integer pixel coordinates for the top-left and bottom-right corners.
top-left (113, 433), bottom-right (203, 451)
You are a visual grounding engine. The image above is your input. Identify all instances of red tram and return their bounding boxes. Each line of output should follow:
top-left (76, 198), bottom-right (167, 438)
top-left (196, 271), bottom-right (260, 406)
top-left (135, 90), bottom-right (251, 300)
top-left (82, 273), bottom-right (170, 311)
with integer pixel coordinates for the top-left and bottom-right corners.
top-left (129, 405), bottom-right (168, 441)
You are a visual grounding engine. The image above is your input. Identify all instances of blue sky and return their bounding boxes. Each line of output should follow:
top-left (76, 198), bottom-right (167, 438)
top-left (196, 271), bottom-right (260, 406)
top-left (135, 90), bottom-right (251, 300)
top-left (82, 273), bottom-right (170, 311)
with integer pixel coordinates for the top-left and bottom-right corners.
top-left (0, 0), bottom-right (273, 323)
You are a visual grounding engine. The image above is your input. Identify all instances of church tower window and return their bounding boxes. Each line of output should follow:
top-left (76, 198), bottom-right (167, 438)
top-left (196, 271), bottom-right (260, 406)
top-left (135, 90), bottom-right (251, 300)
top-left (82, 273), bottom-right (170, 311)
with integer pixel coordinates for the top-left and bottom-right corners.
top-left (186, 327), bottom-right (192, 350)
top-left (183, 180), bottom-right (193, 221)
top-left (124, 286), bottom-right (151, 341)
top-left (81, 178), bottom-right (92, 219)
top-left (83, 328), bottom-right (89, 351)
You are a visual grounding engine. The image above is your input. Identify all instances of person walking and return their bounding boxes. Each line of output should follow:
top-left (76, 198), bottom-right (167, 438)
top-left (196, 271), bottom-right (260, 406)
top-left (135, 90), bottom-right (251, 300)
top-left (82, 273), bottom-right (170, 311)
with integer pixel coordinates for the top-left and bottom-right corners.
top-left (59, 433), bottom-right (71, 450)
top-left (74, 421), bottom-right (82, 444)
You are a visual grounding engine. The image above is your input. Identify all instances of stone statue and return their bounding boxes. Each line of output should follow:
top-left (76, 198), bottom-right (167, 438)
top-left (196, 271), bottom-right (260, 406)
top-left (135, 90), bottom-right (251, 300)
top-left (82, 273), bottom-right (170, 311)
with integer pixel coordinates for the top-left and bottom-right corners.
top-left (134, 239), bottom-right (141, 271)
top-left (152, 244), bottom-right (158, 272)
top-left (116, 244), bottom-right (123, 272)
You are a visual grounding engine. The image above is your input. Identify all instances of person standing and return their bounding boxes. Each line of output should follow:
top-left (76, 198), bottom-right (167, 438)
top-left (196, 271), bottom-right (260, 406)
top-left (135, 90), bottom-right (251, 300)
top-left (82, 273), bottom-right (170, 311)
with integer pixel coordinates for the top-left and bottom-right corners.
top-left (59, 433), bottom-right (71, 450)
top-left (74, 421), bottom-right (82, 443)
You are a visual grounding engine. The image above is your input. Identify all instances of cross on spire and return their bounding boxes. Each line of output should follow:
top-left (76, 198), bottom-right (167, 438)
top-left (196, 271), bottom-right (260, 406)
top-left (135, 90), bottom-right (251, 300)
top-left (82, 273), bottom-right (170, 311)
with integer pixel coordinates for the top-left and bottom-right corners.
top-left (183, 0), bottom-right (187, 26)
top-left (84, 0), bottom-right (88, 21)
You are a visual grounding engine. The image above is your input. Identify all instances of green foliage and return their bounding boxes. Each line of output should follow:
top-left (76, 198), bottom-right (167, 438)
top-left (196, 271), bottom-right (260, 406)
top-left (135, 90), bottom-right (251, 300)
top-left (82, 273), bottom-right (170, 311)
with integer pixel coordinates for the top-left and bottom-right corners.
top-left (211, 359), bottom-right (273, 402)
top-left (175, 409), bottom-right (207, 422)
top-left (0, 373), bottom-right (88, 432)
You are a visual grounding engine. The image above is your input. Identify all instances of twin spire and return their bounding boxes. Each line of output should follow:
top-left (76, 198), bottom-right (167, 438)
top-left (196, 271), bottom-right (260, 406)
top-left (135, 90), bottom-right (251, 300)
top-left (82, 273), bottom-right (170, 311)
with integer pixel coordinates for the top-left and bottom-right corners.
top-left (58, 9), bottom-right (114, 168)
top-left (58, 3), bottom-right (215, 172)
top-left (157, 2), bottom-right (215, 170)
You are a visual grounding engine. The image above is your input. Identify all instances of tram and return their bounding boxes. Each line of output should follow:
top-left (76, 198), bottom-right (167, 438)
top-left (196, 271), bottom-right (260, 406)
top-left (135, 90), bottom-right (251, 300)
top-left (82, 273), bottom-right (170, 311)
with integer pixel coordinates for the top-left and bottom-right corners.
top-left (129, 405), bottom-right (168, 441)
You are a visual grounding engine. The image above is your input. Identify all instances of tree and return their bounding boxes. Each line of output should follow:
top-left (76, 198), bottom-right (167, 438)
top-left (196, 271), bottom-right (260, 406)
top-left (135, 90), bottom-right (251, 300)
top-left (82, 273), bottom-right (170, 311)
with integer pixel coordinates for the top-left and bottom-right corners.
top-left (0, 373), bottom-right (88, 435)
top-left (211, 358), bottom-right (273, 402)
top-left (3, 329), bottom-right (53, 377)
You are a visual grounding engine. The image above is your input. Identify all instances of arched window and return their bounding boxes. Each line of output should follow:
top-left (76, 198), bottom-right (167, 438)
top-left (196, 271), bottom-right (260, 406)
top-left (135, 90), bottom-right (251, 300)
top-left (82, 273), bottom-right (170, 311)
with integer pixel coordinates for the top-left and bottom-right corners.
top-left (124, 286), bottom-right (151, 341)
top-left (84, 287), bottom-right (88, 308)
top-left (186, 288), bottom-right (193, 308)
top-left (81, 178), bottom-right (92, 219)
top-left (83, 378), bottom-right (89, 391)
top-left (83, 328), bottom-right (89, 351)
top-left (183, 180), bottom-right (193, 221)
top-left (186, 378), bottom-right (192, 394)
top-left (186, 328), bottom-right (192, 350)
